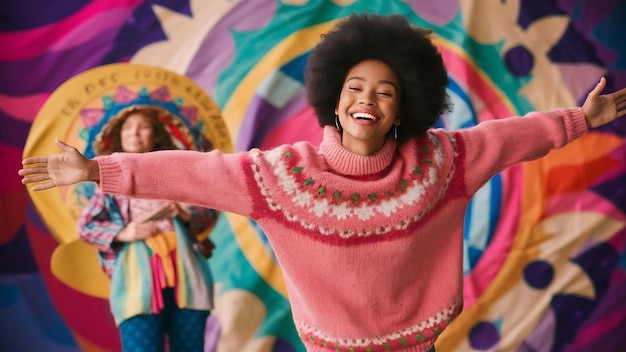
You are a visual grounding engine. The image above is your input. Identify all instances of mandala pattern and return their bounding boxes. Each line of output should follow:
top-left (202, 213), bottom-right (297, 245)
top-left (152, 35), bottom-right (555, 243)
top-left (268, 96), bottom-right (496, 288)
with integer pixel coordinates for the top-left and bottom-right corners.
top-left (1, 0), bottom-right (625, 351)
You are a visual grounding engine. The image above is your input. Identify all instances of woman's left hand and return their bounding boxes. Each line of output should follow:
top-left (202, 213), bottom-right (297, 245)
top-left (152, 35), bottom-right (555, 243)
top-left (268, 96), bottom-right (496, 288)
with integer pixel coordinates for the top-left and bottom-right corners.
top-left (171, 203), bottom-right (192, 222)
top-left (582, 77), bottom-right (626, 128)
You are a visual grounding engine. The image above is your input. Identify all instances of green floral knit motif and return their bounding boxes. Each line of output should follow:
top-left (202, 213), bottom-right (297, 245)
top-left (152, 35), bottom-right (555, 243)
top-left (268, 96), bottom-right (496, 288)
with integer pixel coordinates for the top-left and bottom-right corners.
top-left (283, 140), bottom-right (434, 207)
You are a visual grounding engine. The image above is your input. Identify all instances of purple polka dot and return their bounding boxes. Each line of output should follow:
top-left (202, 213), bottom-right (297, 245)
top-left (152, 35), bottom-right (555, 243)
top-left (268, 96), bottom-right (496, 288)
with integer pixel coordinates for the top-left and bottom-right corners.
top-left (524, 260), bottom-right (554, 289)
top-left (469, 321), bottom-right (500, 350)
top-left (504, 45), bottom-right (534, 76)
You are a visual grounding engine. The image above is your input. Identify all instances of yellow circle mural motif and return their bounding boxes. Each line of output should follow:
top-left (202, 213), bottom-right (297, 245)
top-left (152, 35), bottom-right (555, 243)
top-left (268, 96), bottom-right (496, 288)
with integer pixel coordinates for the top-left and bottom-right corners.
top-left (23, 63), bottom-right (232, 298)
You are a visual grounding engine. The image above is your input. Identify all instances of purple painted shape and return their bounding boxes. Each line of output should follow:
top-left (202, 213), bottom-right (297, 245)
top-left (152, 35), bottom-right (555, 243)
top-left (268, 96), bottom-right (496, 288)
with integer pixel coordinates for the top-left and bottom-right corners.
top-left (50, 6), bottom-right (137, 53)
top-left (0, 0), bottom-right (91, 31)
top-left (523, 260), bottom-right (554, 289)
top-left (557, 0), bottom-right (622, 33)
top-left (0, 28), bottom-right (119, 96)
top-left (273, 338), bottom-right (297, 352)
top-left (566, 269), bottom-right (626, 351)
top-left (225, 0), bottom-right (276, 32)
top-left (468, 321), bottom-right (500, 350)
top-left (0, 274), bottom-right (80, 351)
top-left (186, 0), bottom-right (277, 98)
top-left (26, 200), bottom-right (50, 234)
top-left (591, 174), bottom-right (626, 215)
top-left (547, 25), bottom-right (603, 65)
top-left (236, 96), bottom-right (279, 151)
top-left (404, 0), bottom-right (458, 26)
top-left (0, 111), bottom-right (31, 148)
top-left (186, 25), bottom-right (236, 99)
top-left (518, 308), bottom-right (557, 352)
top-left (203, 314), bottom-right (221, 352)
top-left (0, 226), bottom-right (38, 274)
top-left (102, 2), bottom-right (169, 63)
top-left (236, 92), bottom-right (307, 151)
top-left (504, 45), bottom-right (534, 77)
top-left (548, 0), bottom-right (623, 66)
top-left (518, 0), bottom-right (564, 30)
top-left (153, 0), bottom-right (192, 17)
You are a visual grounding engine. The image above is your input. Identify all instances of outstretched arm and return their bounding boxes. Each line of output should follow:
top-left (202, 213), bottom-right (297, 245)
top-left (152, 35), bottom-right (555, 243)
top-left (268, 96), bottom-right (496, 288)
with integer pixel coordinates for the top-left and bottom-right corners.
top-left (19, 138), bottom-right (100, 191)
top-left (582, 77), bottom-right (626, 128)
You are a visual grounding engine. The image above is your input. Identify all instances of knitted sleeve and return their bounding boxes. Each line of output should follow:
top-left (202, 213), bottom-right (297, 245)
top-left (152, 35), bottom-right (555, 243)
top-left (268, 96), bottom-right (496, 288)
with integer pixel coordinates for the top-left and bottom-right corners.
top-left (97, 149), bottom-right (256, 216)
top-left (452, 108), bottom-right (588, 195)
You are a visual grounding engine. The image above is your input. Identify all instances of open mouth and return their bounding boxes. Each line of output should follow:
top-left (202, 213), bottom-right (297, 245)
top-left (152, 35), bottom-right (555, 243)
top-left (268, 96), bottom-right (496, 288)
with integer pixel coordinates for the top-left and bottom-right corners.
top-left (352, 112), bottom-right (377, 121)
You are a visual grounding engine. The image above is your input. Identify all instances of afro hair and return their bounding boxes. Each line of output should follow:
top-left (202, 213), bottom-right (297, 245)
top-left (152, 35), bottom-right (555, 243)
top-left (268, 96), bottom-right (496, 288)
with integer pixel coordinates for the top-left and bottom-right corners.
top-left (304, 13), bottom-right (451, 142)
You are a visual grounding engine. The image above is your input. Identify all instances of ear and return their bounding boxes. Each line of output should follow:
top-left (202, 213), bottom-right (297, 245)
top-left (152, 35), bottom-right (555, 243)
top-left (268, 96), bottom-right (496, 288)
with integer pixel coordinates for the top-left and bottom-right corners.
top-left (394, 118), bottom-right (401, 126)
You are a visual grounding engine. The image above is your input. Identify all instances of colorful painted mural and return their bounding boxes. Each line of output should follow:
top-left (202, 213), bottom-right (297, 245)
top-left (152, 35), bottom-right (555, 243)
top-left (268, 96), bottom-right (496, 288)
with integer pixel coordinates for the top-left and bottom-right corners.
top-left (1, 1), bottom-right (625, 351)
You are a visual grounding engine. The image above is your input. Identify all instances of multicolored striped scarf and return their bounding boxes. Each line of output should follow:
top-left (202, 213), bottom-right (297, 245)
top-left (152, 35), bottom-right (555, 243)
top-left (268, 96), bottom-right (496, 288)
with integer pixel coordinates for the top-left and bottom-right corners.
top-left (109, 215), bottom-right (214, 325)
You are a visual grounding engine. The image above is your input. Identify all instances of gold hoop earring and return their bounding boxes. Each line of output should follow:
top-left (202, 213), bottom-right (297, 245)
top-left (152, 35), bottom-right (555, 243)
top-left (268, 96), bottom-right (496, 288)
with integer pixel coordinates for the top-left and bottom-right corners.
top-left (335, 114), bottom-right (341, 131)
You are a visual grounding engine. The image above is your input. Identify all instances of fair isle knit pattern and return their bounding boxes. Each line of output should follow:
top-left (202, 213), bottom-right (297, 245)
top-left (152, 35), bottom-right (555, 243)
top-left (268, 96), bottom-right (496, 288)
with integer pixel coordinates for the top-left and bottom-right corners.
top-left (249, 132), bottom-right (456, 240)
top-left (98, 108), bottom-right (588, 352)
top-left (296, 303), bottom-right (460, 352)
top-left (247, 129), bottom-right (461, 351)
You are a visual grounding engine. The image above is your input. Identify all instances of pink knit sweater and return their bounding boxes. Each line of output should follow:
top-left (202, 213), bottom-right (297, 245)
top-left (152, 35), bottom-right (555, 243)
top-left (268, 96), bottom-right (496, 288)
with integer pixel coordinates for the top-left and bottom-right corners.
top-left (97, 108), bottom-right (587, 352)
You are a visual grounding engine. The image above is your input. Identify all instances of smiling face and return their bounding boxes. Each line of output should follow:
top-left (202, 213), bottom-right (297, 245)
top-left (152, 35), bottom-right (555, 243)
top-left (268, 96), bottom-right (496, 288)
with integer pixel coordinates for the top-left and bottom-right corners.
top-left (335, 59), bottom-right (401, 155)
top-left (120, 112), bottom-right (156, 153)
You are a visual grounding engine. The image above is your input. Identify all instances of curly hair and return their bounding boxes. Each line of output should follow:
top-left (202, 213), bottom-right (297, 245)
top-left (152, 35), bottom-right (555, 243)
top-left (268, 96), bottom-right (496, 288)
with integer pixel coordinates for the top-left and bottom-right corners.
top-left (95, 106), bottom-right (178, 155)
top-left (304, 13), bottom-right (451, 142)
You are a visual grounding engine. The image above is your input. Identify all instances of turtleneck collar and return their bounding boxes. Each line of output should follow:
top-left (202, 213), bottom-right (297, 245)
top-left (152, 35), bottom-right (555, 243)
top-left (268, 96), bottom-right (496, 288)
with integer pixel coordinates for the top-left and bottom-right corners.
top-left (318, 126), bottom-right (397, 176)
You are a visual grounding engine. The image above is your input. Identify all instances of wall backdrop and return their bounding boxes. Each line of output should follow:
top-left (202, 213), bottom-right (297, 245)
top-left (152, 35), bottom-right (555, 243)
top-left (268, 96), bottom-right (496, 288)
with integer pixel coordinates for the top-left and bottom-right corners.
top-left (1, 0), bottom-right (625, 351)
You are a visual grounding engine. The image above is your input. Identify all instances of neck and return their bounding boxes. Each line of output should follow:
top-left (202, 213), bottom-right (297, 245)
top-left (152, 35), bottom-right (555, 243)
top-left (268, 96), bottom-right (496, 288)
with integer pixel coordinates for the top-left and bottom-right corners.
top-left (341, 135), bottom-right (385, 156)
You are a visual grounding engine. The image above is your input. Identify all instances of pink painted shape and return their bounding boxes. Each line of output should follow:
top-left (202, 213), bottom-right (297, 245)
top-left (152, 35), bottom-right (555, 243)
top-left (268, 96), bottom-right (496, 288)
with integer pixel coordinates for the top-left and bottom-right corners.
top-left (80, 108), bottom-right (105, 128)
top-left (439, 44), bottom-right (514, 120)
top-left (463, 164), bottom-right (523, 306)
top-left (149, 86), bottom-right (172, 102)
top-left (0, 144), bottom-right (26, 192)
top-left (439, 40), bottom-right (520, 306)
top-left (405, 0), bottom-right (459, 26)
top-left (179, 106), bottom-right (199, 125)
top-left (0, 93), bottom-right (50, 122)
top-left (556, 63), bottom-right (608, 103)
top-left (112, 86), bottom-right (139, 104)
top-left (260, 105), bottom-right (323, 150)
top-left (25, 222), bottom-right (121, 351)
top-left (546, 190), bottom-right (625, 222)
top-left (567, 307), bottom-right (626, 349)
top-left (0, 185), bottom-right (27, 245)
top-left (0, 0), bottom-right (142, 61)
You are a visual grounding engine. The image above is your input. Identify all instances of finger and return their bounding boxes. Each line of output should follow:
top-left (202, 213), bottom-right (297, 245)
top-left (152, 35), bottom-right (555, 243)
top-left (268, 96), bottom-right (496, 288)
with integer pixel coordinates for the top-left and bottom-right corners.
top-left (588, 77), bottom-right (606, 98)
top-left (161, 202), bottom-right (175, 211)
top-left (21, 174), bottom-right (51, 184)
top-left (55, 138), bottom-right (77, 153)
top-left (18, 166), bottom-right (49, 176)
top-left (32, 182), bottom-right (57, 191)
top-left (22, 156), bottom-right (49, 166)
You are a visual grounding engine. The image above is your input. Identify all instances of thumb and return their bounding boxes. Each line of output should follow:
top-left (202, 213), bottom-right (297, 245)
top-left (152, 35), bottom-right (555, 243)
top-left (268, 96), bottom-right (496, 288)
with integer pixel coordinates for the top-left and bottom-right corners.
top-left (588, 77), bottom-right (606, 99)
top-left (54, 138), bottom-right (77, 153)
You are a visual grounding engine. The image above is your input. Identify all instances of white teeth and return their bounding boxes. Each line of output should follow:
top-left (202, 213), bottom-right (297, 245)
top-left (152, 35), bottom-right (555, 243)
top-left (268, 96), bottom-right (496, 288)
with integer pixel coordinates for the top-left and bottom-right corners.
top-left (352, 112), bottom-right (376, 120)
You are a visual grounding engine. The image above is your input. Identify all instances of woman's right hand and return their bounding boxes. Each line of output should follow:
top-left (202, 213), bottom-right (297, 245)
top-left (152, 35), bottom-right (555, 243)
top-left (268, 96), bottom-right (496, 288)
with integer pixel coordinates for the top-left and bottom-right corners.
top-left (115, 221), bottom-right (156, 242)
top-left (19, 138), bottom-right (100, 191)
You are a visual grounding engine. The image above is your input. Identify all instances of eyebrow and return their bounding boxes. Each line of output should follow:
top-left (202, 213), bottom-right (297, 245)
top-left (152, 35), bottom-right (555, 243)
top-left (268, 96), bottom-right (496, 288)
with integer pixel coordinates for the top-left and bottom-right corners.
top-left (346, 76), bottom-right (398, 91)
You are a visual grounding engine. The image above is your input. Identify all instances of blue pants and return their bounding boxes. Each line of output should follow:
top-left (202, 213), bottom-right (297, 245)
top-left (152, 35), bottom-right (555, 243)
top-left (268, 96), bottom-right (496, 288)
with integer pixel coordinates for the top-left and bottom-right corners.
top-left (118, 288), bottom-right (210, 352)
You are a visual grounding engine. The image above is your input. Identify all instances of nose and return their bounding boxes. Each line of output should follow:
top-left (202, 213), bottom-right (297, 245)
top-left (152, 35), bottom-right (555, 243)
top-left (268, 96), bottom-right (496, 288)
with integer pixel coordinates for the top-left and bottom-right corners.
top-left (358, 90), bottom-right (376, 106)
top-left (359, 94), bottom-right (376, 106)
